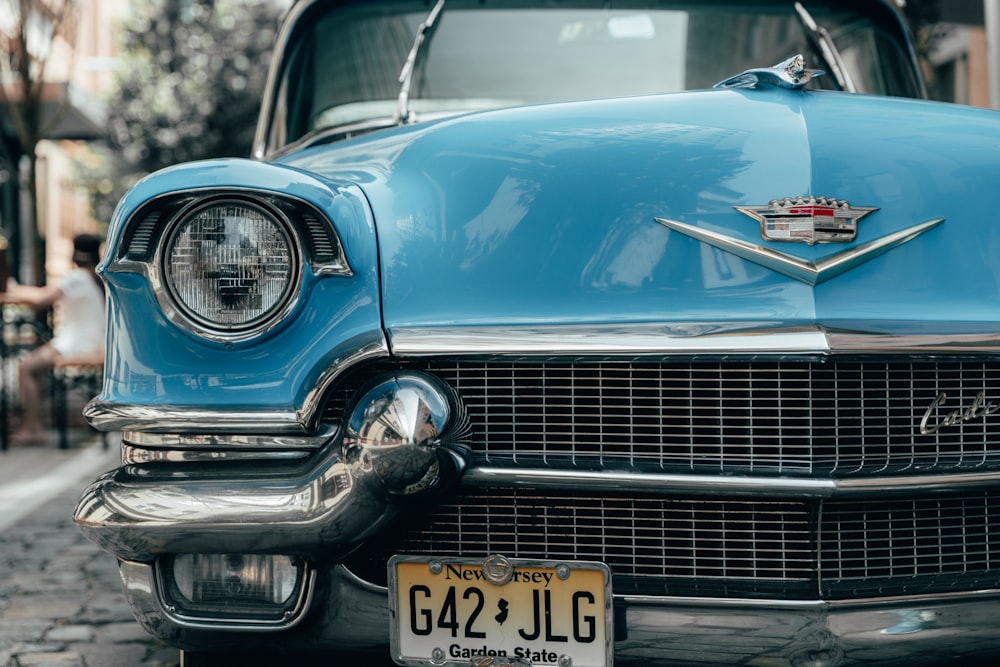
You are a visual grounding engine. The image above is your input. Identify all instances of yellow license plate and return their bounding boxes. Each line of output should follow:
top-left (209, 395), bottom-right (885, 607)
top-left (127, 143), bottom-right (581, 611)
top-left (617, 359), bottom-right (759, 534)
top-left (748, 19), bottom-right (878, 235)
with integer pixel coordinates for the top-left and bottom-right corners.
top-left (389, 555), bottom-right (612, 667)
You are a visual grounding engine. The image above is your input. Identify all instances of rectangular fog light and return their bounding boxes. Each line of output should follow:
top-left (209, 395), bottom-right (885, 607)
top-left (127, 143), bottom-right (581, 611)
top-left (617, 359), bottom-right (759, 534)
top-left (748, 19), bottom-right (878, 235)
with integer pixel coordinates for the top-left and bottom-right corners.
top-left (163, 554), bottom-right (304, 621)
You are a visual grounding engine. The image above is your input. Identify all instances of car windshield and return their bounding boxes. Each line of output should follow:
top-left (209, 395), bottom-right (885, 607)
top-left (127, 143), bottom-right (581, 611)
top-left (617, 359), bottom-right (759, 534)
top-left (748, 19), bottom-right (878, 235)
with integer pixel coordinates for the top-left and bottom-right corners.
top-left (267, 1), bottom-right (922, 153)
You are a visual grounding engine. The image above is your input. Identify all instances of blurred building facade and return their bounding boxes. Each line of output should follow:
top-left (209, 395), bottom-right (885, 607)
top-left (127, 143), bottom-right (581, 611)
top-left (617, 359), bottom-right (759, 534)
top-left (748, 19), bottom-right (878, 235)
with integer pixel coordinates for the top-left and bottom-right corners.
top-left (40, 0), bottom-right (129, 278)
top-left (925, 0), bottom-right (995, 108)
top-left (0, 0), bottom-right (128, 284)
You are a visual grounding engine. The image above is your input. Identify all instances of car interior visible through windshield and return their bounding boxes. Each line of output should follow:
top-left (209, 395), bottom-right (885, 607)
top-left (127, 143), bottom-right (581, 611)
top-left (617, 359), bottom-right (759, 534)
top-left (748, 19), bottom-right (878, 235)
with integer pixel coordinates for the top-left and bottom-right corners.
top-left (270, 1), bottom-right (922, 152)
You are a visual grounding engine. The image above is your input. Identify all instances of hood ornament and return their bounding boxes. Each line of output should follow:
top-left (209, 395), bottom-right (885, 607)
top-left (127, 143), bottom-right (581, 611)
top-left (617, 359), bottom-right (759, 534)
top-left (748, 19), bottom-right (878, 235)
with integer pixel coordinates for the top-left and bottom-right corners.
top-left (714, 54), bottom-right (823, 91)
top-left (736, 196), bottom-right (877, 245)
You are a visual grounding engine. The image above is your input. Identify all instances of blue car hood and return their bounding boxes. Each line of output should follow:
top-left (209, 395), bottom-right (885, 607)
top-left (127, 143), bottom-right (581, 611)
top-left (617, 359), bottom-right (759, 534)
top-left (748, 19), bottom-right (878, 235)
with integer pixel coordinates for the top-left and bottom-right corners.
top-left (284, 87), bottom-right (1000, 340)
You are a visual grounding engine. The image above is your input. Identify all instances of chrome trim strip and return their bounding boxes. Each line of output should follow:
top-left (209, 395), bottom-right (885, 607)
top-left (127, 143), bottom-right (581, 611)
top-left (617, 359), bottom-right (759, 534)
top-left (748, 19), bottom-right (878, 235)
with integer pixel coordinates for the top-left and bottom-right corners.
top-left (123, 424), bottom-right (338, 451)
top-left (85, 339), bottom-right (389, 435)
top-left (252, 0), bottom-right (307, 160)
top-left (85, 400), bottom-right (307, 434)
top-left (298, 338), bottom-right (390, 430)
top-left (464, 467), bottom-right (1000, 497)
top-left (390, 322), bottom-right (1000, 355)
top-left (122, 445), bottom-right (315, 465)
top-left (390, 324), bottom-right (832, 356)
top-left (619, 587), bottom-right (1000, 610)
top-left (337, 563), bottom-right (388, 594)
top-left (654, 216), bottom-right (943, 285)
top-left (826, 331), bottom-right (1000, 351)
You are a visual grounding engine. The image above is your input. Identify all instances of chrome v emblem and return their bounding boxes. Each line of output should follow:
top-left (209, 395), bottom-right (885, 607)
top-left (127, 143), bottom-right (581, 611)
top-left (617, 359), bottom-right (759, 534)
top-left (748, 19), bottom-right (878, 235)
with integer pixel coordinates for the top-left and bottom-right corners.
top-left (653, 216), bottom-right (943, 285)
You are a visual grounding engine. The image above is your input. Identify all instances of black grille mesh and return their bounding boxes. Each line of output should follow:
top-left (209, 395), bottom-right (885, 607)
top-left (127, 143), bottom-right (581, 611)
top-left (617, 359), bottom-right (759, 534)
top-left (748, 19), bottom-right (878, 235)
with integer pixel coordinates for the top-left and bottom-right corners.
top-left (820, 492), bottom-right (1000, 597)
top-left (404, 360), bottom-right (1000, 477)
top-left (326, 359), bottom-right (1000, 599)
top-left (345, 489), bottom-right (1000, 600)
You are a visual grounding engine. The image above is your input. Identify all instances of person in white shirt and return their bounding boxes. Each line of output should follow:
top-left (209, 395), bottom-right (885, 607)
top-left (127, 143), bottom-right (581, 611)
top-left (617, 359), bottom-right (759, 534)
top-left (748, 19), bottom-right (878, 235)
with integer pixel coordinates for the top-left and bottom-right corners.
top-left (1, 234), bottom-right (105, 446)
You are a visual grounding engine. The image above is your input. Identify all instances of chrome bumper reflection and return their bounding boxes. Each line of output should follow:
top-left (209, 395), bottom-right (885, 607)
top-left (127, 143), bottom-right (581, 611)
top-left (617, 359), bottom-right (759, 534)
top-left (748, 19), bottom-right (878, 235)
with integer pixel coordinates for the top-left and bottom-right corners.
top-left (76, 371), bottom-right (468, 563)
top-left (118, 560), bottom-right (1000, 665)
top-left (75, 447), bottom-right (383, 562)
top-left (74, 438), bottom-right (468, 562)
top-left (613, 592), bottom-right (1000, 666)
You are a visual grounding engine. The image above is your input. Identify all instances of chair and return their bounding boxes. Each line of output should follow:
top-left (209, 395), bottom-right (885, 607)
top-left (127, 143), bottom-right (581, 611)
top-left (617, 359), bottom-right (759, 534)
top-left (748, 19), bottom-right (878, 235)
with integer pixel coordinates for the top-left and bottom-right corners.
top-left (52, 353), bottom-right (106, 450)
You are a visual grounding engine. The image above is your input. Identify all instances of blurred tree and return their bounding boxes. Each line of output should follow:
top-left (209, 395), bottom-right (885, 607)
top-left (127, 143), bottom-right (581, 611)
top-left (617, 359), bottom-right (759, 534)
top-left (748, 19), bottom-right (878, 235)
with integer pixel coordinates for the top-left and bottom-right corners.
top-left (0, 0), bottom-right (80, 285)
top-left (901, 0), bottom-right (942, 54)
top-left (89, 0), bottom-right (283, 220)
top-left (900, 0), bottom-right (948, 87)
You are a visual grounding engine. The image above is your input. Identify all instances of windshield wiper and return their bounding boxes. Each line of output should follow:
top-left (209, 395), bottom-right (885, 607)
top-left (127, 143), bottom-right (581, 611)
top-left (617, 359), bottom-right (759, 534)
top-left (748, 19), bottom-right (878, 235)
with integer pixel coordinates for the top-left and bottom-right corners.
top-left (395, 0), bottom-right (446, 125)
top-left (794, 2), bottom-right (857, 93)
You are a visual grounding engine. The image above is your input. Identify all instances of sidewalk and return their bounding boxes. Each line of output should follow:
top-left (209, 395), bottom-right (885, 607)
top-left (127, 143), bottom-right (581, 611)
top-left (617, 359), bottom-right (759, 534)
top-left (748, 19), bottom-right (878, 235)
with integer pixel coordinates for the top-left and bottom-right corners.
top-left (0, 436), bottom-right (117, 533)
top-left (0, 431), bottom-right (180, 667)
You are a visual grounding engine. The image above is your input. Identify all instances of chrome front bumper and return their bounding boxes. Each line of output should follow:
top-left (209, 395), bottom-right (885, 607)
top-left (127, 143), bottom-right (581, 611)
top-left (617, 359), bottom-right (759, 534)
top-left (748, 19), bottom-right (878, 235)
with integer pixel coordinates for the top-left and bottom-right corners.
top-left (117, 557), bottom-right (1000, 665)
top-left (75, 362), bottom-right (1000, 666)
top-left (77, 439), bottom-right (1000, 665)
top-left (75, 443), bottom-right (393, 561)
top-left (75, 373), bottom-right (469, 562)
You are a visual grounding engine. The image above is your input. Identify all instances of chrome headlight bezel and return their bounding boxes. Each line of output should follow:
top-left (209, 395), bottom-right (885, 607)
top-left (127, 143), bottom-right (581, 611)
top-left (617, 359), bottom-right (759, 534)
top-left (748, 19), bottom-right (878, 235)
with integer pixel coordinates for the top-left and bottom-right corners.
top-left (109, 187), bottom-right (352, 344)
top-left (158, 196), bottom-right (302, 339)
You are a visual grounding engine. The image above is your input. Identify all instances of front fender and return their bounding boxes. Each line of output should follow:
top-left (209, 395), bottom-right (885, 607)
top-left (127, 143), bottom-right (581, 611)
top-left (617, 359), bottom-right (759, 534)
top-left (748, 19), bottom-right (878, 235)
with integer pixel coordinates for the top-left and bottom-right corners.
top-left (96, 159), bottom-right (385, 431)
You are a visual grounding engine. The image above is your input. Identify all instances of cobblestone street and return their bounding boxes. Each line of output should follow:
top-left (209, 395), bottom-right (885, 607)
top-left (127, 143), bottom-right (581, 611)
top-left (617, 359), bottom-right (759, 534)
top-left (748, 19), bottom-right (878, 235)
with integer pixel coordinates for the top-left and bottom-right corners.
top-left (0, 438), bottom-right (180, 667)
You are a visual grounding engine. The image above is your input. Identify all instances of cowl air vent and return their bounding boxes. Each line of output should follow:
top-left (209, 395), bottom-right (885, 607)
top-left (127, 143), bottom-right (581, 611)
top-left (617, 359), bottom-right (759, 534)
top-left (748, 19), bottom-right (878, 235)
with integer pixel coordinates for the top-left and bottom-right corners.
top-left (124, 210), bottom-right (161, 261)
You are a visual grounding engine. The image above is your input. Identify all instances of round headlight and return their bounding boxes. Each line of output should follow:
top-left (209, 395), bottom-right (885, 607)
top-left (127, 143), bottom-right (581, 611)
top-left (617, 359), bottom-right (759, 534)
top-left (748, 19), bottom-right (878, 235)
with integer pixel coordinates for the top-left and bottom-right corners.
top-left (163, 199), bottom-right (297, 333)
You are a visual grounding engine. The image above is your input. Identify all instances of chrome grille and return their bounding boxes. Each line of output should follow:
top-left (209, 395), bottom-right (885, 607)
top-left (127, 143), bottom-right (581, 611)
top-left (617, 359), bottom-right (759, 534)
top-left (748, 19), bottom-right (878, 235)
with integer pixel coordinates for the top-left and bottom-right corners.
top-left (345, 489), bottom-right (1000, 600)
top-left (411, 360), bottom-right (1000, 477)
top-left (820, 493), bottom-right (1000, 598)
top-left (327, 359), bottom-right (1000, 600)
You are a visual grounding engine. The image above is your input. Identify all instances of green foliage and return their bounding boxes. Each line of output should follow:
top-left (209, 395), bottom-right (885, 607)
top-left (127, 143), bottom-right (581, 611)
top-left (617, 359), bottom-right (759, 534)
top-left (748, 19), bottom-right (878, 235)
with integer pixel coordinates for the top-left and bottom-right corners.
top-left (108, 0), bottom-right (283, 174)
top-left (87, 0), bottom-right (284, 226)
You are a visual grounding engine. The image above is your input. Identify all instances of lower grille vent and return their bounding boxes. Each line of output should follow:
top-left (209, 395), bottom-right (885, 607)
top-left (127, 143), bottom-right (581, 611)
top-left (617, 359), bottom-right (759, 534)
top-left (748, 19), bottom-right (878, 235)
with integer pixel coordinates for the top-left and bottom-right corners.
top-left (345, 488), bottom-right (1000, 600)
top-left (821, 493), bottom-right (1000, 598)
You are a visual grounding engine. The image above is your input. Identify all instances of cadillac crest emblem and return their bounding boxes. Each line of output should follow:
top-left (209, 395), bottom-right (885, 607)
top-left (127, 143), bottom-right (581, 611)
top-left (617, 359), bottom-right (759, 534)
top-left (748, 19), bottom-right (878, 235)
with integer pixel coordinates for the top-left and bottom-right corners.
top-left (735, 196), bottom-right (877, 245)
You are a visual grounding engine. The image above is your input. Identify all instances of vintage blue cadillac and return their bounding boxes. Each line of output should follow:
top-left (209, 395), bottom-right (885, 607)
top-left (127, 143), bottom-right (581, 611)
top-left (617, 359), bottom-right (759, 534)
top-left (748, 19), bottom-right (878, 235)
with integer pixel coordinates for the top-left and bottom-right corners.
top-left (75, 1), bottom-right (1000, 665)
